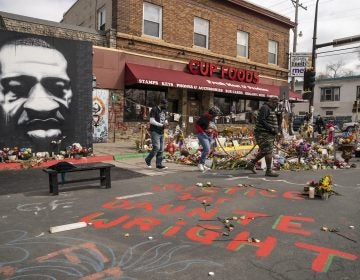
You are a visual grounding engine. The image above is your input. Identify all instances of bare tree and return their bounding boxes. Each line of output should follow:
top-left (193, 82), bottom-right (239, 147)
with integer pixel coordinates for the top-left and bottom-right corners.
top-left (326, 61), bottom-right (345, 78)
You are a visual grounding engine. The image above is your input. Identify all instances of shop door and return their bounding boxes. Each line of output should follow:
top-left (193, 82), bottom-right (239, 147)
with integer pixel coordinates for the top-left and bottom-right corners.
top-left (187, 100), bottom-right (200, 135)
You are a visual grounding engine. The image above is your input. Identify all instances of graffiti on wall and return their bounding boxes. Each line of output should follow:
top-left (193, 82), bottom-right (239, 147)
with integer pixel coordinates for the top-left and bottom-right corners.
top-left (0, 30), bottom-right (93, 152)
top-left (92, 89), bottom-right (109, 143)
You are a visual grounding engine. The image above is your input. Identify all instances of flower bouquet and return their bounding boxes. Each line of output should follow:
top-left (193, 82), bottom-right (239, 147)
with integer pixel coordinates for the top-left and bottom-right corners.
top-left (1, 146), bottom-right (19, 161)
top-left (67, 143), bottom-right (83, 158)
top-left (18, 148), bottom-right (32, 160)
top-left (307, 175), bottom-right (339, 199)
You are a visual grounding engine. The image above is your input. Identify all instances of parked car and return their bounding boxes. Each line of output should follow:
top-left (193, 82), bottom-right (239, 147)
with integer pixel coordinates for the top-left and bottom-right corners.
top-left (342, 121), bottom-right (360, 132)
top-left (292, 116), bottom-right (305, 132)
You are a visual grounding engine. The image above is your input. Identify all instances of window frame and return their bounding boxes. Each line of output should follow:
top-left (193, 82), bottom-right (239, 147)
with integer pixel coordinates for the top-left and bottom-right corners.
top-left (320, 87), bottom-right (341, 102)
top-left (143, 2), bottom-right (162, 38)
top-left (268, 40), bottom-right (278, 65)
top-left (237, 31), bottom-right (249, 58)
top-left (97, 6), bottom-right (106, 31)
top-left (193, 17), bottom-right (209, 49)
top-left (124, 88), bottom-right (167, 122)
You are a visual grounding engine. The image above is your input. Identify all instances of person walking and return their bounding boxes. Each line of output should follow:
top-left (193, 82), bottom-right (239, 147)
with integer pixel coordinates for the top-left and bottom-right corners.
top-left (315, 114), bottom-right (325, 135)
top-left (246, 97), bottom-right (280, 177)
top-left (145, 98), bottom-right (168, 169)
top-left (195, 106), bottom-right (222, 172)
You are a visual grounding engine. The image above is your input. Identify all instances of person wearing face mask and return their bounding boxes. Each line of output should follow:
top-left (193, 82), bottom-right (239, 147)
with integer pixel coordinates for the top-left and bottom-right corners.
top-left (245, 97), bottom-right (281, 177)
top-left (145, 98), bottom-right (169, 169)
top-left (0, 37), bottom-right (72, 151)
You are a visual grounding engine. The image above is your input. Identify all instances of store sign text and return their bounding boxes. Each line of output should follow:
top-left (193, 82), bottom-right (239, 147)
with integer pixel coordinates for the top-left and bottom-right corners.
top-left (188, 59), bottom-right (259, 84)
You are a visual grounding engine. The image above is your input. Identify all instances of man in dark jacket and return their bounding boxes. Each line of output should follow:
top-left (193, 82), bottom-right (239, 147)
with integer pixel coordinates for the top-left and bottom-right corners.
top-left (145, 98), bottom-right (168, 169)
top-left (315, 115), bottom-right (325, 135)
top-left (246, 97), bottom-right (280, 177)
top-left (195, 106), bottom-right (221, 172)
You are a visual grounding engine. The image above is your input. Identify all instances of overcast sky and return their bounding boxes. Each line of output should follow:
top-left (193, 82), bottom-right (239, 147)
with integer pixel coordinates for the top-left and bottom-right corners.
top-left (0, 0), bottom-right (359, 75)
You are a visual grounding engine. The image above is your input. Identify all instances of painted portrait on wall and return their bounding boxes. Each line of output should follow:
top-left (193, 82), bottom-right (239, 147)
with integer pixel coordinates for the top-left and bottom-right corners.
top-left (0, 30), bottom-right (93, 152)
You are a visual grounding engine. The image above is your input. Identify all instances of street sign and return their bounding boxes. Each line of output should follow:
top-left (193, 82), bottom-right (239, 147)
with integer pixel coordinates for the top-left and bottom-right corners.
top-left (289, 53), bottom-right (312, 77)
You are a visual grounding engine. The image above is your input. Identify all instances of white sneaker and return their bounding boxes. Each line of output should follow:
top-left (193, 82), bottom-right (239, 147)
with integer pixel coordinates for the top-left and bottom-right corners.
top-left (198, 164), bottom-right (205, 171)
top-left (203, 165), bottom-right (210, 170)
top-left (145, 159), bottom-right (152, 168)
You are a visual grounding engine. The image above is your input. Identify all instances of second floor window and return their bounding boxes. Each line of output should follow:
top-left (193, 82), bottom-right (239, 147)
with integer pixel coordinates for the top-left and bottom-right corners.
top-left (97, 7), bottom-right (106, 31)
top-left (194, 17), bottom-right (209, 49)
top-left (143, 2), bottom-right (162, 38)
top-left (320, 87), bottom-right (340, 102)
top-left (268, 40), bottom-right (278, 65)
top-left (237, 31), bottom-right (248, 58)
top-left (357, 86), bottom-right (360, 100)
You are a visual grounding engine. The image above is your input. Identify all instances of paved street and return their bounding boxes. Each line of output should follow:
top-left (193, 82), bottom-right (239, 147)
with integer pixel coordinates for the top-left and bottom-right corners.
top-left (0, 160), bottom-right (359, 280)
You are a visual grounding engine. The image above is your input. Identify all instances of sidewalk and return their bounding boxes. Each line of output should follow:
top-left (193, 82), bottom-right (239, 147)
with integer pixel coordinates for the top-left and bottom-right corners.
top-left (93, 142), bottom-right (147, 160)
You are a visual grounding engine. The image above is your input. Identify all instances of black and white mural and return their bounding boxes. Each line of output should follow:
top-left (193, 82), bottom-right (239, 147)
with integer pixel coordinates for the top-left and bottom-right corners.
top-left (0, 30), bottom-right (93, 152)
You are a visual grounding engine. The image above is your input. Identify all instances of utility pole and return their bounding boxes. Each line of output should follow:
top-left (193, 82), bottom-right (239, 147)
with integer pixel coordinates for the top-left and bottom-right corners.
top-left (289, 0), bottom-right (306, 136)
top-left (290, 0), bottom-right (307, 91)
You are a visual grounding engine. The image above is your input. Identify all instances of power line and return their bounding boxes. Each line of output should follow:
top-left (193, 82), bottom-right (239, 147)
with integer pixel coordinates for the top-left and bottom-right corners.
top-left (317, 46), bottom-right (360, 55)
top-left (317, 50), bottom-right (359, 58)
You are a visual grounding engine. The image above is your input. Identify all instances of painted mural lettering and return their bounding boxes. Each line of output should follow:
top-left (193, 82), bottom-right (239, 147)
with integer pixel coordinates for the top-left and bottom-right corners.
top-left (79, 190), bottom-right (358, 273)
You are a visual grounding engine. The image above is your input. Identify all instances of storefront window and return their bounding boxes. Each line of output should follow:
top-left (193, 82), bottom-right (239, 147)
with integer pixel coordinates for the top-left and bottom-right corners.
top-left (124, 88), bottom-right (166, 121)
top-left (214, 95), bottom-right (259, 124)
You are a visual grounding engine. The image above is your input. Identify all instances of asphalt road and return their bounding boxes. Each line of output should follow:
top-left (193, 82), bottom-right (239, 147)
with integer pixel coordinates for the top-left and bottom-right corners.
top-left (0, 163), bottom-right (359, 280)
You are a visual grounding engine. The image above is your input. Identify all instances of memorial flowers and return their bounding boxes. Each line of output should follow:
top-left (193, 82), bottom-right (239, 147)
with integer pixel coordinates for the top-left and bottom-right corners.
top-left (307, 175), bottom-right (339, 199)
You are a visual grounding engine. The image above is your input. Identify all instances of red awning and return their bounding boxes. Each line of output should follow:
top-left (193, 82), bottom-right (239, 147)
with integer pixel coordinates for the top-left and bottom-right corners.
top-left (125, 63), bottom-right (303, 101)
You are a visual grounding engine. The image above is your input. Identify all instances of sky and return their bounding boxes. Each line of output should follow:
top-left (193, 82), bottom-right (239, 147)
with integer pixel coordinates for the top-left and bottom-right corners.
top-left (0, 0), bottom-right (359, 76)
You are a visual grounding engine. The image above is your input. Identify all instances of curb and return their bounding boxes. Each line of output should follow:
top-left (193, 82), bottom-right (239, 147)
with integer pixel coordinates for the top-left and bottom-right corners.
top-left (0, 155), bottom-right (114, 170)
top-left (114, 153), bottom-right (147, 160)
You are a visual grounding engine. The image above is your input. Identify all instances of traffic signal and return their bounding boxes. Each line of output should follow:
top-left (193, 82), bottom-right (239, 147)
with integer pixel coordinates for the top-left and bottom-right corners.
top-left (303, 69), bottom-right (316, 92)
top-left (302, 91), bottom-right (313, 100)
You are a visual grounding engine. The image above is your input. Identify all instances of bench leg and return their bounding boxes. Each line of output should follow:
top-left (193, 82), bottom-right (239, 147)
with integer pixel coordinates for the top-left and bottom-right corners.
top-left (49, 175), bottom-right (53, 193)
top-left (100, 168), bottom-right (111, 189)
top-left (50, 174), bottom-right (59, 195)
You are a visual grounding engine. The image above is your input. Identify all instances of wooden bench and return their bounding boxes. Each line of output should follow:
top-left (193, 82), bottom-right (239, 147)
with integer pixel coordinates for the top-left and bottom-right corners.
top-left (43, 162), bottom-right (115, 195)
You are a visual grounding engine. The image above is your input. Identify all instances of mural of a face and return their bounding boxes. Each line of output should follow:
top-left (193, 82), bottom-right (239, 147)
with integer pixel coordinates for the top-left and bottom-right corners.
top-left (0, 43), bottom-right (72, 142)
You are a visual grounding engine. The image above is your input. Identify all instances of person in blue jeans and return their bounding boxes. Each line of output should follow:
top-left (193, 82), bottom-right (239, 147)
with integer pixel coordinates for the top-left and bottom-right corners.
top-left (145, 98), bottom-right (168, 169)
top-left (195, 106), bottom-right (222, 171)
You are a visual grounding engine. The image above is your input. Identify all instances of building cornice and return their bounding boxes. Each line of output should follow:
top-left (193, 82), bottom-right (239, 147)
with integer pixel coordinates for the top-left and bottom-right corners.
top-left (226, 0), bottom-right (295, 28)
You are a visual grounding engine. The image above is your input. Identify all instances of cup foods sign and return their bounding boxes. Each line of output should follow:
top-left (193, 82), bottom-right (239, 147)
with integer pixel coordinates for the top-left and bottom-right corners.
top-left (188, 59), bottom-right (260, 84)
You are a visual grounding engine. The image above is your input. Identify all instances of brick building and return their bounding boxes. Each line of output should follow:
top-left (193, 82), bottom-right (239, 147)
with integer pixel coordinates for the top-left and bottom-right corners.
top-left (0, 0), bottom-right (302, 146)
top-left (61, 0), bottom-right (302, 141)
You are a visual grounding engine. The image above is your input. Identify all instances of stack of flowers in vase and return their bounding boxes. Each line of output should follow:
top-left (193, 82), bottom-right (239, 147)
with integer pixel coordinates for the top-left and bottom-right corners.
top-left (66, 143), bottom-right (93, 158)
top-left (18, 148), bottom-right (32, 160)
top-left (307, 175), bottom-right (339, 200)
top-left (1, 146), bottom-right (19, 161)
top-left (67, 143), bottom-right (84, 159)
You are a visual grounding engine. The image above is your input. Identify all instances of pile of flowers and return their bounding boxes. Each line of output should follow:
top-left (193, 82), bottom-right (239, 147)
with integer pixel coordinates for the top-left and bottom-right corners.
top-left (338, 131), bottom-right (356, 145)
top-left (18, 148), bottom-right (32, 160)
top-left (0, 146), bottom-right (20, 161)
top-left (66, 143), bottom-right (93, 157)
top-left (307, 175), bottom-right (339, 198)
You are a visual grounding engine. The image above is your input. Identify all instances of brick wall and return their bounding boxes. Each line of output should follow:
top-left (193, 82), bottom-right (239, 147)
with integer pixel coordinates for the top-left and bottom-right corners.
top-left (114, 0), bottom-right (291, 77)
top-left (0, 12), bottom-right (107, 47)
